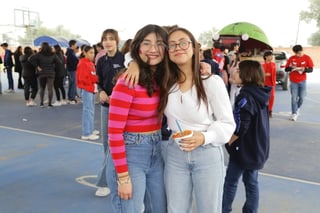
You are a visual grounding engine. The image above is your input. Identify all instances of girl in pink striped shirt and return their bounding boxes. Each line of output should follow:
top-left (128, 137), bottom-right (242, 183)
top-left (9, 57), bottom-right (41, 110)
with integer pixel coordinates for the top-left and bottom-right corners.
top-left (106, 24), bottom-right (168, 213)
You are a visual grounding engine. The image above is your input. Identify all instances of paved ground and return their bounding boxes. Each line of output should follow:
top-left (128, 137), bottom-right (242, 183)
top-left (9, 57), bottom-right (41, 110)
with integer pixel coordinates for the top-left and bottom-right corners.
top-left (0, 71), bottom-right (320, 213)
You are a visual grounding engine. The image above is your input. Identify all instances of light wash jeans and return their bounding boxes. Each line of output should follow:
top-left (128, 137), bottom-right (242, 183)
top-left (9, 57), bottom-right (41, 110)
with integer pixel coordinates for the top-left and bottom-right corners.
top-left (0, 71), bottom-right (2, 93)
top-left (106, 131), bottom-right (166, 213)
top-left (222, 160), bottom-right (259, 213)
top-left (96, 105), bottom-right (109, 187)
top-left (162, 139), bottom-right (225, 213)
top-left (230, 84), bottom-right (241, 109)
top-left (81, 90), bottom-right (95, 136)
top-left (290, 80), bottom-right (306, 114)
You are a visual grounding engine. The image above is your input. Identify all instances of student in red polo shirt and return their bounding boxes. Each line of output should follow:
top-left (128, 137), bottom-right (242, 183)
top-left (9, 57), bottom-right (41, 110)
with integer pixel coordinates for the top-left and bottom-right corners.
top-left (262, 50), bottom-right (276, 117)
top-left (284, 45), bottom-right (314, 121)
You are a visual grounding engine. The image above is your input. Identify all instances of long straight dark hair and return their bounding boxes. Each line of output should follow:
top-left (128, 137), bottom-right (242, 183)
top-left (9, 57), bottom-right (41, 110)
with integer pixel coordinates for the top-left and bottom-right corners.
top-left (158, 27), bottom-right (208, 116)
top-left (130, 24), bottom-right (169, 97)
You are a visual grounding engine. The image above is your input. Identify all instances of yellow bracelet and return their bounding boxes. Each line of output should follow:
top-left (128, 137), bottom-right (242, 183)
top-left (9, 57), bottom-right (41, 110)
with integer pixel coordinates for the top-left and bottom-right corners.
top-left (117, 172), bottom-right (129, 178)
top-left (117, 176), bottom-right (131, 185)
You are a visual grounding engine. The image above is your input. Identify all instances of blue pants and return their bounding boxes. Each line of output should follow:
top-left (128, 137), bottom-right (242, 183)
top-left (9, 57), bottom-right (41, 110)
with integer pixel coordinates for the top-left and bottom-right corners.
top-left (106, 131), bottom-right (166, 213)
top-left (290, 80), bottom-right (306, 114)
top-left (6, 67), bottom-right (14, 90)
top-left (67, 71), bottom-right (76, 100)
top-left (163, 139), bottom-right (225, 213)
top-left (96, 105), bottom-right (109, 187)
top-left (81, 90), bottom-right (95, 136)
top-left (222, 160), bottom-right (259, 213)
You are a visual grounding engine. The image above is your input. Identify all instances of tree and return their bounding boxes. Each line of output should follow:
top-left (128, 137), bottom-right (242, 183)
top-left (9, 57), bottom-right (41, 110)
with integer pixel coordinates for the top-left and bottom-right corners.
top-left (300, 0), bottom-right (320, 45)
top-left (308, 30), bottom-right (320, 45)
top-left (198, 27), bottom-right (219, 48)
top-left (18, 25), bottom-right (81, 46)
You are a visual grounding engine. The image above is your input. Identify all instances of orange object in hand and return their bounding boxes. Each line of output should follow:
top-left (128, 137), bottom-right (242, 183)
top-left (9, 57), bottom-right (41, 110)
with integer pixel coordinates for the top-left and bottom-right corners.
top-left (172, 130), bottom-right (193, 139)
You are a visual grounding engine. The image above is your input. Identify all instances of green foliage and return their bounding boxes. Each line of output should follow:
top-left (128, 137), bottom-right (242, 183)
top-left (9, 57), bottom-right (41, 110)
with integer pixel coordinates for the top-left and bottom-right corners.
top-left (300, 0), bottom-right (320, 45)
top-left (198, 28), bottom-right (218, 48)
top-left (308, 30), bottom-right (320, 45)
top-left (17, 25), bottom-right (81, 46)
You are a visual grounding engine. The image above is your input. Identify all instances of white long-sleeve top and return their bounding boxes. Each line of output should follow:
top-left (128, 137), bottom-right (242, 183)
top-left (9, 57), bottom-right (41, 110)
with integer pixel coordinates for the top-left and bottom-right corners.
top-left (165, 74), bottom-right (235, 146)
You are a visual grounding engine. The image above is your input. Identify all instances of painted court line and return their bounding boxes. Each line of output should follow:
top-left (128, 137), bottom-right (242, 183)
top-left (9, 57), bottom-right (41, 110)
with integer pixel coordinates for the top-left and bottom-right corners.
top-left (75, 175), bottom-right (98, 188)
top-left (2, 125), bottom-right (319, 188)
top-left (0, 125), bottom-right (101, 146)
top-left (260, 172), bottom-right (320, 186)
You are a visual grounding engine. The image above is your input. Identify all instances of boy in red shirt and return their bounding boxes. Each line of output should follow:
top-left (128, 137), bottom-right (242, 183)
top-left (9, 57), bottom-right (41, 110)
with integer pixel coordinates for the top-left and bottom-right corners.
top-left (285, 45), bottom-right (314, 121)
top-left (262, 51), bottom-right (276, 117)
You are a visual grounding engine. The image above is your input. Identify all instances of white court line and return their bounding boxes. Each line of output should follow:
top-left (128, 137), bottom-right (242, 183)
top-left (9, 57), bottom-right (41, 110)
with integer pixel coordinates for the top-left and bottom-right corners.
top-left (75, 175), bottom-right (98, 188)
top-left (1, 125), bottom-right (319, 188)
top-left (260, 172), bottom-right (320, 186)
top-left (75, 172), bottom-right (320, 189)
top-left (271, 113), bottom-right (320, 125)
top-left (0, 125), bottom-right (101, 146)
top-left (305, 96), bottom-right (320, 103)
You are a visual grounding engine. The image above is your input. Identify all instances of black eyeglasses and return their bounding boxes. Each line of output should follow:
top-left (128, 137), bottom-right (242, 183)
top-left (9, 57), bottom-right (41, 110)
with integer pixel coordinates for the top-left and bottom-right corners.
top-left (168, 40), bottom-right (192, 52)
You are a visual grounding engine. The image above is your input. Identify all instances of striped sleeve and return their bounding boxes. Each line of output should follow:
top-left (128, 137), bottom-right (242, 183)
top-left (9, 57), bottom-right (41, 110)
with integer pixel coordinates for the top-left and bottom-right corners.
top-left (108, 78), bottom-right (134, 174)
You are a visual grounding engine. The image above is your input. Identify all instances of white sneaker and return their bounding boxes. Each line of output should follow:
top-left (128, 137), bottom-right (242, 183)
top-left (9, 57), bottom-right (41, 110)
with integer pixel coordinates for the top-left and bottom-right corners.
top-left (52, 101), bottom-right (62, 106)
top-left (5, 89), bottom-right (14, 93)
top-left (61, 99), bottom-right (67, 105)
top-left (81, 134), bottom-right (99, 140)
top-left (93, 130), bottom-right (100, 135)
top-left (28, 100), bottom-right (37, 106)
top-left (291, 113), bottom-right (298, 121)
top-left (95, 187), bottom-right (110, 197)
top-left (68, 100), bottom-right (77, 104)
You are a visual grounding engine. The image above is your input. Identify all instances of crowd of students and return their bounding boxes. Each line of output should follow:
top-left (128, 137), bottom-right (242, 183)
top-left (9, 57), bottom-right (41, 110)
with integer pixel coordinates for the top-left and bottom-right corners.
top-left (0, 24), bottom-right (314, 212)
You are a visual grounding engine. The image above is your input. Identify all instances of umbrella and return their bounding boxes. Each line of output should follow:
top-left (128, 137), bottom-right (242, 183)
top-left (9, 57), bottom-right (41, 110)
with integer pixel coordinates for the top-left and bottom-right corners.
top-left (217, 22), bottom-right (273, 51)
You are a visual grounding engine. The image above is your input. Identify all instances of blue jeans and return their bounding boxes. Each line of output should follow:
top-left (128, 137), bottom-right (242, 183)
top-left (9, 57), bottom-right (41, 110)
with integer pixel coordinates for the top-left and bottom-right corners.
top-left (6, 67), bottom-right (14, 90)
top-left (0, 71), bottom-right (2, 93)
top-left (163, 139), bottom-right (225, 213)
top-left (81, 90), bottom-right (95, 136)
top-left (290, 80), bottom-right (306, 114)
top-left (222, 160), bottom-right (259, 213)
top-left (96, 105), bottom-right (109, 187)
top-left (67, 71), bottom-right (76, 100)
top-left (106, 131), bottom-right (166, 213)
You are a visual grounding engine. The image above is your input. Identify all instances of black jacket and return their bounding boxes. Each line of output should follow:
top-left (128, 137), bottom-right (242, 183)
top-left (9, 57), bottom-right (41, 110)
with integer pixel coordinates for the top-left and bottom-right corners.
top-left (96, 51), bottom-right (124, 107)
top-left (29, 53), bottom-right (62, 77)
top-left (65, 48), bottom-right (79, 71)
top-left (14, 52), bottom-right (23, 73)
top-left (4, 49), bottom-right (13, 68)
top-left (226, 85), bottom-right (271, 170)
top-left (20, 54), bottom-right (36, 78)
top-left (55, 52), bottom-right (67, 78)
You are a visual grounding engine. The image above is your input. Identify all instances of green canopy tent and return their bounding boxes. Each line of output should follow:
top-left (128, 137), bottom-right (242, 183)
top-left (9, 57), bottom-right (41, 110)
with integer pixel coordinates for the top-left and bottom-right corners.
top-left (217, 22), bottom-right (273, 53)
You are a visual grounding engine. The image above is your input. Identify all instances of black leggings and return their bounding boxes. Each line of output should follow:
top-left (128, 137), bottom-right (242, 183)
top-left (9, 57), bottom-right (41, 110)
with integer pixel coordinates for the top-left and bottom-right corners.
top-left (38, 76), bottom-right (54, 105)
top-left (54, 76), bottom-right (66, 101)
top-left (23, 76), bottom-right (38, 100)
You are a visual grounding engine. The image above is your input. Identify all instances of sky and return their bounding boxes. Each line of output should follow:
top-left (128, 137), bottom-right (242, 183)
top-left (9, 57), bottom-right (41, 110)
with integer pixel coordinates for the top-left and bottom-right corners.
top-left (0, 0), bottom-right (317, 47)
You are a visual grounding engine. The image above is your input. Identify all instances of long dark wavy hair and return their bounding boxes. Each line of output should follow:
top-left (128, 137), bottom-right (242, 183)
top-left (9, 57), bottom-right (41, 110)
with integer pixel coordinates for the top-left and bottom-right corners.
top-left (39, 42), bottom-right (54, 56)
top-left (130, 24), bottom-right (169, 97)
top-left (158, 27), bottom-right (208, 115)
